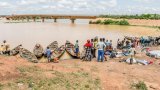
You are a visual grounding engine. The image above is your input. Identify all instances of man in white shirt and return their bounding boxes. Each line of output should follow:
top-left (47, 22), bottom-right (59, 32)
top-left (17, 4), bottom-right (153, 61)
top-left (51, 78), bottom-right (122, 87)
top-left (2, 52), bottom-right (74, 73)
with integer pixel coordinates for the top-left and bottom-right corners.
top-left (97, 38), bottom-right (106, 62)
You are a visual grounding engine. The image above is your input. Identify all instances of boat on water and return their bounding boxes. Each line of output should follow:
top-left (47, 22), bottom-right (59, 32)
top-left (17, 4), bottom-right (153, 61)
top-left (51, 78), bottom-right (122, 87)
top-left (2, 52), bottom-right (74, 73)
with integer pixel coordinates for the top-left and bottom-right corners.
top-left (65, 41), bottom-right (80, 58)
top-left (20, 48), bottom-right (38, 63)
top-left (10, 45), bottom-right (22, 56)
top-left (47, 41), bottom-right (58, 51)
top-left (33, 44), bottom-right (44, 58)
top-left (51, 45), bottom-right (65, 59)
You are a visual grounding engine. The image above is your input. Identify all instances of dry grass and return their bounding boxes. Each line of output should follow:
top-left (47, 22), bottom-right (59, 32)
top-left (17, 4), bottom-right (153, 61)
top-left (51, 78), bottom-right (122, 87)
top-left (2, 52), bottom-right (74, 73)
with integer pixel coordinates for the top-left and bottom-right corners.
top-left (1, 65), bottom-right (101, 90)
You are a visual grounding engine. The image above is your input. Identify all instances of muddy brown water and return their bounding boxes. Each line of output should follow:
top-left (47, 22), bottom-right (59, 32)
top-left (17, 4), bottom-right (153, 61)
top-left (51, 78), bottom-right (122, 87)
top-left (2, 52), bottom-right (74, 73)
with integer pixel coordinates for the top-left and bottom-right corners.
top-left (0, 19), bottom-right (159, 55)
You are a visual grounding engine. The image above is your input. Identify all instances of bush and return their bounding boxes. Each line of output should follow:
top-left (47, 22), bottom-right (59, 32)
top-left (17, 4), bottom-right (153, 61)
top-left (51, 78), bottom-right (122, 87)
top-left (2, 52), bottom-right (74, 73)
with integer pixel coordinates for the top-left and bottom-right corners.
top-left (100, 19), bottom-right (129, 25)
top-left (95, 20), bottom-right (102, 24)
top-left (119, 20), bottom-right (130, 25)
top-left (99, 14), bottom-right (160, 20)
top-left (103, 19), bottom-right (114, 24)
top-left (131, 81), bottom-right (148, 90)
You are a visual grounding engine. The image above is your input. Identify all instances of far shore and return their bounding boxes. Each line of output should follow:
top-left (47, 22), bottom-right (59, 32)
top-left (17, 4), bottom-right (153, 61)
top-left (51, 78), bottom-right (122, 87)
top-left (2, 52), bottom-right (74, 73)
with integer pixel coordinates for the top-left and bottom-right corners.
top-left (91, 18), bottom-right (160, 27)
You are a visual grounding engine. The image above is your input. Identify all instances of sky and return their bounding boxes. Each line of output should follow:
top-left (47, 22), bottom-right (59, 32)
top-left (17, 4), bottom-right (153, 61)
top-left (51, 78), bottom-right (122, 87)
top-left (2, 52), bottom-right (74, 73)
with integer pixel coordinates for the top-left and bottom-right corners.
top-left (0, 0), bottom-right (160, 15)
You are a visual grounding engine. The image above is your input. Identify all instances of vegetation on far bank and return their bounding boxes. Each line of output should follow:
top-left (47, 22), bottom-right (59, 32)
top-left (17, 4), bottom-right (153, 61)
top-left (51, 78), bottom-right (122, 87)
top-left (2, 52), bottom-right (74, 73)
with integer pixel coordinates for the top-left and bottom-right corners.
top-left (99, 14), bottom-right (160, 20)
top-left (90, 19), bottom-right (130, 25)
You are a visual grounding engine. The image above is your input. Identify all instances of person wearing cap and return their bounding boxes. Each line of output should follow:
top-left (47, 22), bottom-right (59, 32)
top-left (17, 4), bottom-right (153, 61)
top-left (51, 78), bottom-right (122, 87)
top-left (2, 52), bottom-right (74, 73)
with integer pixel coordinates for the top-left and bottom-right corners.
top-left (74, 40), bottom-right (79, 57)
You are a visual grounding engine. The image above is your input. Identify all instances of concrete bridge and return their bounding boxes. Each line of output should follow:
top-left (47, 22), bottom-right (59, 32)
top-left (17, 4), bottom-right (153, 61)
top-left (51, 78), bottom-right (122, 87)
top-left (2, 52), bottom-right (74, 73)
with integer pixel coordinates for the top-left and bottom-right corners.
top-left (5, 14), bottom-right (97, 23)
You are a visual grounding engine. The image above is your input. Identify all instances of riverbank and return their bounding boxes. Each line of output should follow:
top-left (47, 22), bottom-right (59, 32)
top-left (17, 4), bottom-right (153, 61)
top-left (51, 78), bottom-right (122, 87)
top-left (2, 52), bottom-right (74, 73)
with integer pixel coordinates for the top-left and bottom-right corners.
top-left (91, 18), bottom-right (160, 27)
top-left (0, 50), bottom-right (160, 90)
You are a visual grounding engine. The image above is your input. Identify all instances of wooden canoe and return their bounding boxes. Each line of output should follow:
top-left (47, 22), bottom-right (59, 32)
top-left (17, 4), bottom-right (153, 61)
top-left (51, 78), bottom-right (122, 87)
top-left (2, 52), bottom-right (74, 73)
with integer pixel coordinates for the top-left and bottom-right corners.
top-left (33, 44), bottom-right (44, 58)
top-left (47, 41), bottom-right (58, 51)
top-left (20, 48), bottom-right (38, 63)
top-left (51, 45), bottom-right (65, 59)
top-left (65, 41), bottom-right (80, 58)
top-left (10, 45), bottom-right (22, 56)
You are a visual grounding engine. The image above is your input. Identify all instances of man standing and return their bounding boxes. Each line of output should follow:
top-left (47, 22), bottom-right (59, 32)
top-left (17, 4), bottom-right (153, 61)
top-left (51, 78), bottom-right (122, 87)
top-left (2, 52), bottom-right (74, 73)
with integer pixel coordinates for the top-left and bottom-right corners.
top-left (93, 38), bottom-right (98, 58)
top-left (45, 47), bottom-right (52, 63)
top-left (97, 38), bottom-right (106, 62)
top-left (74, 40), bottom-right (79, 57)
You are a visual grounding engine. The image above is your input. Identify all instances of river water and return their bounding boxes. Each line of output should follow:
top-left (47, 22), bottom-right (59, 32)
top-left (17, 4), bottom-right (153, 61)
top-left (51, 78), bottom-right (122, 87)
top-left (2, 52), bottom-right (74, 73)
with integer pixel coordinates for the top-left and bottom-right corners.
top-left (0, 18), bottom-right (159, 51)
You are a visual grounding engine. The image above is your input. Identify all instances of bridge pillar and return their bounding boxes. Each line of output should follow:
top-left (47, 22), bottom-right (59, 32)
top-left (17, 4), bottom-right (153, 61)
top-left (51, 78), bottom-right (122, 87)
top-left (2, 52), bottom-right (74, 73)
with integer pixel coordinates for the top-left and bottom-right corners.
top-left (71, 19), bottom-right (76, 24)
top-left (27, 18), bottom-right (29, 22)
top-left (22, 18), bottom-right (24, 22)
top-left (54, 18), bottom-right (57, 23)
top-left (33, 17), bottom-right (36, 22)
top-left (42, 18), bottom-right (45, 22)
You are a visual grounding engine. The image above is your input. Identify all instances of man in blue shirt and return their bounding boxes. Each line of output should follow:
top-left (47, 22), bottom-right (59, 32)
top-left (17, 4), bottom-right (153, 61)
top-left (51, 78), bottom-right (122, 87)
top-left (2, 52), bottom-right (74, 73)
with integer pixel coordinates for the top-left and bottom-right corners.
top-left (45, 47), bottom-right (52, 63)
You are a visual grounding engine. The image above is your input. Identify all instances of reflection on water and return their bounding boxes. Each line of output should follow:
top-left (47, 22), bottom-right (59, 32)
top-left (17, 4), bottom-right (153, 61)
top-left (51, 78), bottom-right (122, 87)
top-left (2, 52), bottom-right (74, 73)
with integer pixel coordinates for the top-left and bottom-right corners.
top-left (0, 19), bottom-right (159, 52)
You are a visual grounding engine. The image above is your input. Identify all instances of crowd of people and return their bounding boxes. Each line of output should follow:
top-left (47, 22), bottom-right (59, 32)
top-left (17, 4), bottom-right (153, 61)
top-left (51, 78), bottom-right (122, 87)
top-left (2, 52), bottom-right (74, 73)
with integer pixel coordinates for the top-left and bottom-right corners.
top-left (81, 37), bottom-right (115, 62)
top-left (80, 36), bottom-right (159, 64)
top-left (0, 36), bottom-right (159, 64)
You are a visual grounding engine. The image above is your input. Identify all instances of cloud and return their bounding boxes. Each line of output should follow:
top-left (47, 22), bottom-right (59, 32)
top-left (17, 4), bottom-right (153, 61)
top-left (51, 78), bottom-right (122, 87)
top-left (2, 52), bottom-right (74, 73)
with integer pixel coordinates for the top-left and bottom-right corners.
top-left (0, 1), bottom-right (12, 8)
top-left (133, 0), bottom-right (155, 3)
top-left (0, 0), bottom-right (160, 15)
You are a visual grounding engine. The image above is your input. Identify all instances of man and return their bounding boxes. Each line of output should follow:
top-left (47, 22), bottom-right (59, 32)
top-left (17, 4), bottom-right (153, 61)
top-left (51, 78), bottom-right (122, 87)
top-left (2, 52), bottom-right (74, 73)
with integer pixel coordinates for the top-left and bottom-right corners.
top-left (2, 40), bottom-right (10, 55)
top-left (105, 40), bottom-right (110, 47)
top-left (129, 45), bottom-right (136, 64)
top-left (45, 47), bottom-right (52, 63)
top-left (93, 38), bottom-right (98, 58)
top-left (74, 40), bottom-right (79, 57)
top-left (91, 39), bottom-right (94, 58)
top-left (97, 38), bottom-right (106, 62)
top-left (84, 40), bottom-right (92, 61)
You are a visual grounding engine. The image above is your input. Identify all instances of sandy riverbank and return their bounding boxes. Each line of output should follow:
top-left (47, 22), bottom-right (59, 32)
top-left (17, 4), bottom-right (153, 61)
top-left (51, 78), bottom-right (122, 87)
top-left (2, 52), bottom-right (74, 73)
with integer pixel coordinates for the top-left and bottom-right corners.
top-left (92, 18), bottom-right (160, 27)
top-left (0, 48), bottom-right (160, 90)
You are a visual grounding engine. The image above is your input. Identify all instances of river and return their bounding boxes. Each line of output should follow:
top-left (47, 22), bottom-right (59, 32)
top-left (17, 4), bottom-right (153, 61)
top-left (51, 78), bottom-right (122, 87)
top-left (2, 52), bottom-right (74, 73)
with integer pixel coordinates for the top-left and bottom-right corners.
top-left (0, 18), bottom-right (159, 51)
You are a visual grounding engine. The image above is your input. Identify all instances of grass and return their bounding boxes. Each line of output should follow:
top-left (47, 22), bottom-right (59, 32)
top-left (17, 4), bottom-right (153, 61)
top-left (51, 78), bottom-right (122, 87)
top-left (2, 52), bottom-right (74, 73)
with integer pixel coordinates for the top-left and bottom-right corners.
top-left (16, 65), bottom-right (42, 73)
top-left (131, 81), bottom-right (148, 90)
top-left (0, 83), bottom-right (3, 90)
top-left (1, 65), bottom-right (101, 90)
top-left (90, 66), bottom-right (99, 72)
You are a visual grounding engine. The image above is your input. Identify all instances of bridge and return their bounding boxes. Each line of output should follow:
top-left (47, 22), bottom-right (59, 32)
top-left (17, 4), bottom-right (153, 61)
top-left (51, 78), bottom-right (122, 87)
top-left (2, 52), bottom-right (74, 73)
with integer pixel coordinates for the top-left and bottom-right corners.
top-left (5, 14), bottom-right (97, 23)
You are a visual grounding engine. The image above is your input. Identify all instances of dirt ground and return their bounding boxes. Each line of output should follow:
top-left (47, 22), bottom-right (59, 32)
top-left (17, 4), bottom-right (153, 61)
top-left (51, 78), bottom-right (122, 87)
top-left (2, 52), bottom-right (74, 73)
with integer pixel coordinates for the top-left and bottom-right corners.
top-left (0, 50), bottom-right (160, 90)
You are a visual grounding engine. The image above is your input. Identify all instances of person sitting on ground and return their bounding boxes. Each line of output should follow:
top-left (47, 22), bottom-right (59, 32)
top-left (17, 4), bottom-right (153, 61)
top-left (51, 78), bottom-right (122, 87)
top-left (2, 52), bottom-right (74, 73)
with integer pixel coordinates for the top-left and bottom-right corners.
top-left (0, 45), bottom-right (3, 55)
top-left (45, 47), bottom-right (52, 63)
top-left (110, 48), bottom-right (117, 58)
top-left (2, 40), bottom-right (10, 55)
top-left (83, 40), bottom-right (92, 61)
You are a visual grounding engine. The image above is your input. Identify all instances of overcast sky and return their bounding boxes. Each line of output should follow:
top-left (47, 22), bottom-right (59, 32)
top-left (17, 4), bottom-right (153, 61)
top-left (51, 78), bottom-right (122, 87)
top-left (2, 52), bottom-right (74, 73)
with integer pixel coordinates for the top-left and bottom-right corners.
top-left (0, 0), bottom-right (160, 15)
